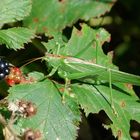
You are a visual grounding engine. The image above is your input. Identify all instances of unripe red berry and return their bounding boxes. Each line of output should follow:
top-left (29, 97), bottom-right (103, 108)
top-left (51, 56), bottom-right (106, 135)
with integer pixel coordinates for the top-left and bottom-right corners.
top-left (6, 79), bottom-right (15, 86)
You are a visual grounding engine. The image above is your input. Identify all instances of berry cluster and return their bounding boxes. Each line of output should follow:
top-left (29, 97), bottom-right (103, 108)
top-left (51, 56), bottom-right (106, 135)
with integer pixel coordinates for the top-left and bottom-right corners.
top-left (0, 58), bottom-right (35, 86)
top-left (5, 67), bottom-right (23, 86)
top-left (0, 58), bottom-right (10, 80)
top-left (5, 67), bottom-right (35, 86)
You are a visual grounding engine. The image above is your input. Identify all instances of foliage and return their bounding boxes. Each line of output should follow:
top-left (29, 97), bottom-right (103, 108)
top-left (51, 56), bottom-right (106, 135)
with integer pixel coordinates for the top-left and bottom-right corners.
top-left (0, 0), bottom-right (32, 25)
top-left (0, 27), bottom-right (35, 50)
top-left (0, 0), bottom-right (140, 140)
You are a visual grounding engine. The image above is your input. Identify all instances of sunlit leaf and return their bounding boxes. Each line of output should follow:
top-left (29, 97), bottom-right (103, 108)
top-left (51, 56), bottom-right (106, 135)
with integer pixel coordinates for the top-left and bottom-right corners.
top-left (0, 0), bottom-right (32, 24)
top-left (0, 27), bottom-right (35, 50)
top-left (8, 79), bottom-right (80, 140)
top-left (72, 83), bottom-right (140, 139)
top-left (24, 0), bottom-right (115, 34)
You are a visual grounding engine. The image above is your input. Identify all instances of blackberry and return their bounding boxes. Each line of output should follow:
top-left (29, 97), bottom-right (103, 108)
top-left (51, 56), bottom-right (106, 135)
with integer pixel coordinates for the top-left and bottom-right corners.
top-left (0, 73), bottom-right (5, 80)
top-left (3, 68), bottom-right (10, 75)
top-left (0, 58), bottom-right (10, 80)
top-left (0, 61), bottom-right (5, 69)
top-left (4, 61), bottom-right (9, 67)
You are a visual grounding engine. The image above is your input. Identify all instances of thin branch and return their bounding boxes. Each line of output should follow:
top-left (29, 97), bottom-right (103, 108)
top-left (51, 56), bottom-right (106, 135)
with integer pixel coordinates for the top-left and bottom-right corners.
top-left (0, 113), bottom-right (20, 140)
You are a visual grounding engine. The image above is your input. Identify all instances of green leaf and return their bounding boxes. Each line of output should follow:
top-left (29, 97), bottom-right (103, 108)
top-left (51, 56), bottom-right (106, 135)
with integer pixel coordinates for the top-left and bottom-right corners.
top-left (62, 24), bottom-right (114, 67)
top-left (0, 27), bottom-right (35, 50)
top-left (24, 0), bottom-right (115, 34)
top-left (71, 83), bottom-right (140, 139)
top-left (0, 0), bottom-right (32, 24)
top-left (55, 82), bottom-right (81, 125)
top-left (42, 32), bottom-right (66, 54)
top-left (8, 79), bottom-right (80, 140)
top-left (63, 24), bottom-right (109, 58)
top-left (27, 71), bottom-right (45, 81)
top-left (44, 24), bottom-right (115, 69)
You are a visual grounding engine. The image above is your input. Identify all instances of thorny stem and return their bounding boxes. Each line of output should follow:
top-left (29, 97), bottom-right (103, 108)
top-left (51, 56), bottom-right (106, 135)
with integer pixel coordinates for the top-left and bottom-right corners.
top-left (0, 113), bottom-right (20, 140)
top-left (0, 113), bottom-right (7, 126)
top-left (0, 98), bottom-right (8, 107)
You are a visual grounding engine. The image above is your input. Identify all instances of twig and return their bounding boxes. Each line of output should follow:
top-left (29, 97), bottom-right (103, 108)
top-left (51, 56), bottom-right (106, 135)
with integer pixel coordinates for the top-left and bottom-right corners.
top-left (0, 113), bottom-right (20, 140)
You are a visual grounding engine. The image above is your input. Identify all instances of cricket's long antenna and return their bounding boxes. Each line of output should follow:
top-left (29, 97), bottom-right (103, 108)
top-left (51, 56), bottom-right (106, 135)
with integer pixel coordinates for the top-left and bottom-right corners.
top-left (20, 57), bottom-right (44, 68)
